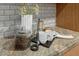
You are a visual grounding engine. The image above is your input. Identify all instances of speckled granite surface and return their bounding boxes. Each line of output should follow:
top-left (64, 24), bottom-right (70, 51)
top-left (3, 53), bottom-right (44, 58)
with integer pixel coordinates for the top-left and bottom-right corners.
top-left (0, 27), bottom-right (79, 56)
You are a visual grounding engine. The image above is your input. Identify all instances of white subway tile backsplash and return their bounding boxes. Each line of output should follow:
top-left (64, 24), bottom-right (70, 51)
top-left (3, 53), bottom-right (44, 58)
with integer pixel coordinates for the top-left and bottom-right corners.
top-left (0, 5), bottom-right (9, 10)
top-left (9, 5), bottom-right (18, 10)
top-left (0, 16), bottom-right (9, 21)
top-left (0, 10), bottom-right (4, 15)
top-left (0, 3), bottom-right (56, 37)
top-left (3, 21), bottom-right (14, 27)
top-left (9, 15), bottom-right (21, 20)
top-left (4, 10), bottom-right (15, 15)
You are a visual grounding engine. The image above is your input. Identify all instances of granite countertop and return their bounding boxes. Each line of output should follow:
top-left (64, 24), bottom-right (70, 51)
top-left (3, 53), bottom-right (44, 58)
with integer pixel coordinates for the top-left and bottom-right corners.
top-left (0, 27), bottom-right (79, 56)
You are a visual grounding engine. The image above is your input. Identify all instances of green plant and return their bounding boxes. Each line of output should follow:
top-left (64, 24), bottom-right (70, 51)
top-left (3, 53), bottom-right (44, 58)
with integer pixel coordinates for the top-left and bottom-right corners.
top-left (18, 4), bottom-right (39, 15)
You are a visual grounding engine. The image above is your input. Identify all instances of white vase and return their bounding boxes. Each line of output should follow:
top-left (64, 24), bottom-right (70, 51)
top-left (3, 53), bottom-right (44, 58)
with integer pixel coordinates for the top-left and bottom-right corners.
top-left (21, 15), bottom-right (32, 36)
